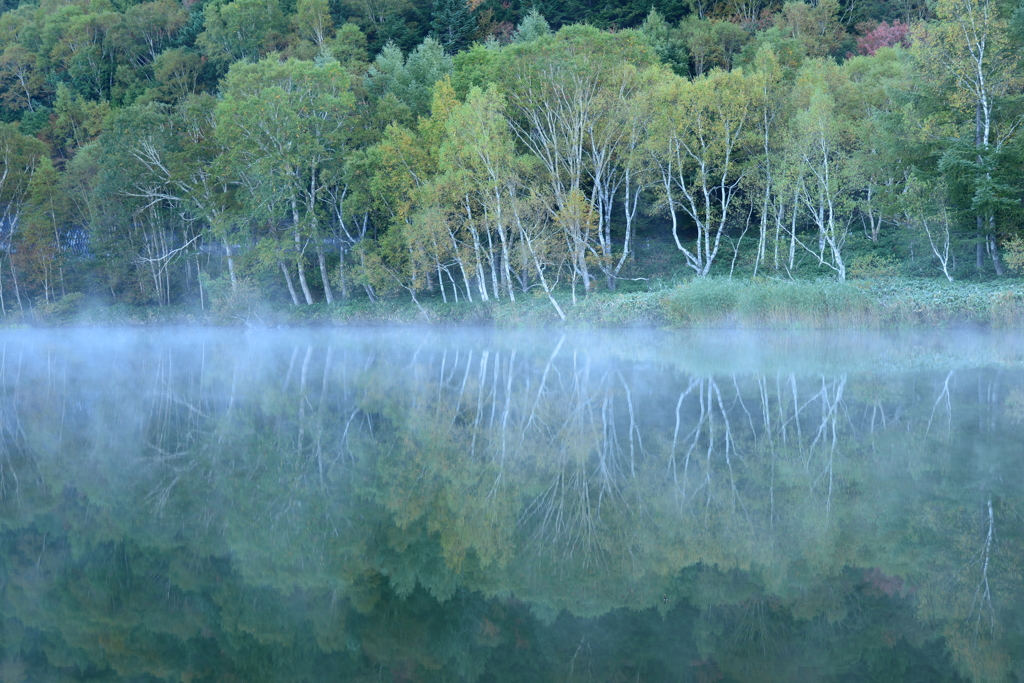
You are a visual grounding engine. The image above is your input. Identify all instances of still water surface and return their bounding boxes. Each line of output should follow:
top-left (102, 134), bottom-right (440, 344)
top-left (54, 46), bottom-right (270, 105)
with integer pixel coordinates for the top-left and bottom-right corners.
top-left (1, 328), bottom-right (1024, 682)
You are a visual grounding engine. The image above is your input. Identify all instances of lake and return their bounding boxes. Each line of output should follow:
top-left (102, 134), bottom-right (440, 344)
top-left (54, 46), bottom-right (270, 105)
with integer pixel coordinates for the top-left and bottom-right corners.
top-left (1, 328), bottom-right (1023, 682)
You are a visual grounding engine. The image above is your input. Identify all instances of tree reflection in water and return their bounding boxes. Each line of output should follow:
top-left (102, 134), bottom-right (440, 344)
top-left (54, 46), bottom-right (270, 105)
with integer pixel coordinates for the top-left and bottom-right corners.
top-left (0, 328), bottom-right (1022, 682)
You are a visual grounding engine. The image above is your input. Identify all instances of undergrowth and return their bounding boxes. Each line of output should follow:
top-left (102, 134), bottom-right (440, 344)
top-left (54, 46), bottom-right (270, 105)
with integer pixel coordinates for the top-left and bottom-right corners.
top-left (9, 276), bottom-right (1024, 329)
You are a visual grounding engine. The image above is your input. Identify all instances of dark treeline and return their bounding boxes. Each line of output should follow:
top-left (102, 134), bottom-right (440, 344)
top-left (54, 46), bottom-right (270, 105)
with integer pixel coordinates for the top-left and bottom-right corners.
top-left (0, 0), bottom-right (1023, 320)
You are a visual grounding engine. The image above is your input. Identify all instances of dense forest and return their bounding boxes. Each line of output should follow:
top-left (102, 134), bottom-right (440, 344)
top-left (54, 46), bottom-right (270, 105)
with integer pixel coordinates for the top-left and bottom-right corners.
top-left (0, 0), bottom-right (1023, 320)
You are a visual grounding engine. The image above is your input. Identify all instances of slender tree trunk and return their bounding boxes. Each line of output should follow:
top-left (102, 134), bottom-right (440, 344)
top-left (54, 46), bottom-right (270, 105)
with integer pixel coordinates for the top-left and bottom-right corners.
top-left (788, 187), bottom-right (799, 273)
top-left (448, 267), bottom-right (459, 303)
top-left (437, 261), bottom-right (448, 303)
top-left (976, 215), bottom-right (985, 271)
top-left (989, 230), bottom-right (1004, 275)
top-left (294, 231), bottom-right (313, 304)
top-left (520, 225), bottom-right (564, 321)
top-left (10, 254), bottom-right (24, 314)
top-left (337, 245), bottom-right (349, 299)
top-left (486, 229), bottom-right (500, 300)
top-left (575, 220), bottom-right (592, 292)
top-left (318, 248), bottom-right (334, 304)
top-left (280, 260), bottom-right (301, 306)
top-left (612, 176), bottom-right (641, 285)
top-left (355, 249), bottom-right (377, 302)
top-left (453, 248), bottom-right (473, 303)
top-left (976, 102), bottom-right (986, 271)
top-left (469, 226), bottom-right (488, 302)
top-left (225, 242), bottom-right (238, 292)
top-left (497, 225), bottom-right (516, 303)
top-left (195, 255), bottom-right (205, 311)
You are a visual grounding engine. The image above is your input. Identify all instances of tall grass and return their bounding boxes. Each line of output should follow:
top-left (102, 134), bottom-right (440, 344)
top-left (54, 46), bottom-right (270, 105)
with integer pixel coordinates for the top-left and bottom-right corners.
top-left (656, 277), bottom-right (1024, 330)
top-left (660, 278), bottom-right (879, 329)
top-left (17, 276), bottom-right (1024, 329)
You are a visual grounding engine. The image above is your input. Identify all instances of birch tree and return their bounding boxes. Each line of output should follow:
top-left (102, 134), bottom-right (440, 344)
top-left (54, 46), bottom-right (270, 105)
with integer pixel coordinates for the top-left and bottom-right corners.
top-left (915, 0), bottom-right (1023, 273)
top-left (747, 46), bottom-right (791, 275)
top-left (440, 85), bottom-right (522, 303)
top-left (216, 56), bottom-right (354, 305)
top-left (648, 68), bottom-right (756, 276)
top-left (97, 104), bottom-right (204, 306)
top-left (0, 123), bottom-right (47, 314)
top-left (790, 60), bottom-right (855, 281)
top-left (501, 25), bottom-right (660, 293)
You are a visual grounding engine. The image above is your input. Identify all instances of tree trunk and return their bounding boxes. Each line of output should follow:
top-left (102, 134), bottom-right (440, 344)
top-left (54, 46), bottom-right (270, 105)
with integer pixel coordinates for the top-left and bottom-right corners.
top-left (469, 226), bottom-right (488, 302)
top-left (196, 254), bottom-right (205, 311)
top-left (486, 229), bottom-right (500, 300)
top-left (437, 261), bottom-right (448, 303)
top-left (0, 255), bottom-right (6, 317)
top-left (10, 254), bottom-right (24, 314)
top-left (520, 224), bottom-right (565, 321)
top-left (337, 245), bottom-right (349, 299)
top-left (976, 215), bottom-right (985, 271)
top-left (225, 242), bottom-right (238, 292)
top-left (318, 248), bottom-right (334, 303)
top-left (295, 231), bottom-right (314, 305)
top-left (989, 231), bottom-right (1004, 276)
top-left (497, 225), bottom-right (516, 303)
top-left (280, 260), bottom-right (301, 306)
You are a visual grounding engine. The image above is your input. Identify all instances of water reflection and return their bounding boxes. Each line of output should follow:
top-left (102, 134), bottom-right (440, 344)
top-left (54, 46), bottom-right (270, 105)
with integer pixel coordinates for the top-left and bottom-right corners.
top-left (1, 329), bottom-right (1023, 682)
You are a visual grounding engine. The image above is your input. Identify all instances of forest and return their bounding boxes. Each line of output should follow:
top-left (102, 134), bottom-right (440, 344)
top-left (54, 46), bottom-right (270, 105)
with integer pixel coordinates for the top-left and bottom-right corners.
top-left (1, 0), bottom-right (1023, 322)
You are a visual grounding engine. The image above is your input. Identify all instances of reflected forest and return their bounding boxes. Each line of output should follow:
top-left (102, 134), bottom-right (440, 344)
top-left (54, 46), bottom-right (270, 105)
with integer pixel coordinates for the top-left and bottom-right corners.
top-left (2, 330), bottom-right (1024, 682)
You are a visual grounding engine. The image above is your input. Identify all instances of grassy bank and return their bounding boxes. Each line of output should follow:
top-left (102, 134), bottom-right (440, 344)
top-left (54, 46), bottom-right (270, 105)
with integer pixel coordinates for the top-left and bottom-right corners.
top-left (10, 277), bottom-right (1024, 329)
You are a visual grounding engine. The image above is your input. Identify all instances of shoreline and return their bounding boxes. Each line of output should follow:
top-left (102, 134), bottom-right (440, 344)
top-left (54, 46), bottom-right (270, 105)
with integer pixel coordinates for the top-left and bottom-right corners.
top-left (7, 277), bottom-right (1024, 330)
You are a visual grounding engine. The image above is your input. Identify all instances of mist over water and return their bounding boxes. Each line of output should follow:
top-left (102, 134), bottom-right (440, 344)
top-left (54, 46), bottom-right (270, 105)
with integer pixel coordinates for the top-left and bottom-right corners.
top-left (1, 328), bottom-right (1023, 682)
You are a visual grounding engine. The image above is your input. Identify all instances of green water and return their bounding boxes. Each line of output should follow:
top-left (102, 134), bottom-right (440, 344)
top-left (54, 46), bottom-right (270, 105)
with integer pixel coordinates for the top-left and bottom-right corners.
top-left (1, 328), bottom-right (1023, 683)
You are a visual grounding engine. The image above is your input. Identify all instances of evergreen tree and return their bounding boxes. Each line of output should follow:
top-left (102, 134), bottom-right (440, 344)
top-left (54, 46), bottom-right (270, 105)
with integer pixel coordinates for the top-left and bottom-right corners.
top-left (430, 0), bottom-right (476, 54)
top-left (640, 8), bottom-right (687, 74)
top-left (512, 8), bottom-right (551, 42)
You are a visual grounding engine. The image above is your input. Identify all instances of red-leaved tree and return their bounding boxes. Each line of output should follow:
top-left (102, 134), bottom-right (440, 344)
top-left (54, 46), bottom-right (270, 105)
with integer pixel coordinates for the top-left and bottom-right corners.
top-left (856, 21), bottom-right (911, 55)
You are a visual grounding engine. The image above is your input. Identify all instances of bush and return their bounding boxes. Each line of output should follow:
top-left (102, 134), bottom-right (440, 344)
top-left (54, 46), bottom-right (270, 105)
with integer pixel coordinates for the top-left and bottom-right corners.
top-left (203, 275), bottom-right (270, 326)
top-left (34, 292), bottom-right (85, 324)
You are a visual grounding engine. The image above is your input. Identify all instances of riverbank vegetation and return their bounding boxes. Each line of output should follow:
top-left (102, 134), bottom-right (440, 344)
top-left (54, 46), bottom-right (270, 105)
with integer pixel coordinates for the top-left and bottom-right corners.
top-left (1, 0), bottom-right (1024, 327)
top-left (24, 275), bottom-right (1024, 329)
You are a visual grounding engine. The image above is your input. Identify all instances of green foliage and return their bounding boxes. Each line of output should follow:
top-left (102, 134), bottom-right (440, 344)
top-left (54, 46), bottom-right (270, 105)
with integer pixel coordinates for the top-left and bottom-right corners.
top-left (150, 47), bottom-right (204, 103)
top-left (511, 8), bottom-right (550, 43)
top-left (450, 41), bottom-right (501, 96)
top-left (1, 0), bottom-right (1024, 317)
top-left (847, 252), bottom-right (901, 279)
top-left (773, 0), bottom-right (845, 57)
top-left (677, 16), bottom-right (750, 76)
top-left (294, 0), bottom-right (334, 45)
top-left (1003, 235), bottom-right (1024, 274)
top-left (364, 37), bottom-right (452, 121)
top-left (639, 8), bottom-right (687, 74)
top-left (32, 290), bottom-right (84, 323)
top-left (328, 21), bottom-right (370, 66)
top-left (429, 0), bottom-right (475, 53)
top-left (196, 0), bottom-right (287, 66)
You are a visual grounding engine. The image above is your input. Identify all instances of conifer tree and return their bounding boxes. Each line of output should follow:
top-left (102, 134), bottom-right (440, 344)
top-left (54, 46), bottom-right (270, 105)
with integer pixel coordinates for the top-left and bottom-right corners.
top-left (430, 0), bottom-right (476, 54)
top-left (512, 8), bottom-right (551, 43)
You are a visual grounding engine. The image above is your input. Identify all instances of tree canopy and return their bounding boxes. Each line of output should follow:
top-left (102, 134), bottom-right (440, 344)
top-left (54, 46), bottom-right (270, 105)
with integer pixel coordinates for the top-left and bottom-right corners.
top-left (0, 0), bottom-right (1023, 317)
